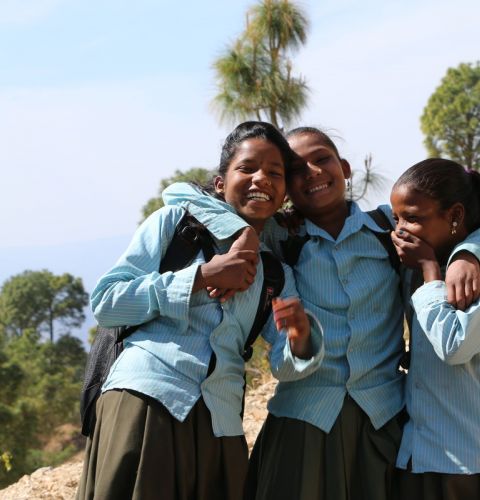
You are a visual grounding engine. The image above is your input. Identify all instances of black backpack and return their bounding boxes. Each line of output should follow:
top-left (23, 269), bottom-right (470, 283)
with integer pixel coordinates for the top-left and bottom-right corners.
top-left (80, 212), bottom-right (285, 437)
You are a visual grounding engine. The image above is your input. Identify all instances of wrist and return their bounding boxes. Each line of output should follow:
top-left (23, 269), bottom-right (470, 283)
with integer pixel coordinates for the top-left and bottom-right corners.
top-left (289, 332), bottom-right (312, 359)
top-left (421, 259), bottom-right (441, 282)
top-left (193, 264), bottom-right (208, 292)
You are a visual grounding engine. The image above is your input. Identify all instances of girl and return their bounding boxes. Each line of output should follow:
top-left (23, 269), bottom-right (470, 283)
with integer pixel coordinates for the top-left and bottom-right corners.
top-left (76, 121), bottom-right (323, 500)
top-left (162, 127), bottom-right (480, 500)
top-left (391, 159), bottom-right (480, 499)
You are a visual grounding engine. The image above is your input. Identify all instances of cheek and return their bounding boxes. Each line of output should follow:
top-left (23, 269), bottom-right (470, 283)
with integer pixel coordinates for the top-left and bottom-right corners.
top-left (286, 176), bottom-right (304, 199)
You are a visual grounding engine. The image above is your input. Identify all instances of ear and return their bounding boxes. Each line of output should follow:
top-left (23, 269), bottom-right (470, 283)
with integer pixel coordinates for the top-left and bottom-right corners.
top-left (214, 175), bottom-right (225, 195)
top-left (448, 202), bottom-right (465, 227)
top-left (341, 159), bottom-right (351, 180)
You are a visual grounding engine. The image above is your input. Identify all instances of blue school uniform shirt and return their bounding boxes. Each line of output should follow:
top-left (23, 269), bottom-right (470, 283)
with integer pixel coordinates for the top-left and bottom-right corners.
top-left (91, 205), bottom-right (323, 438)
top-left (396, 235), bottom-right (480, 474)
top-left (162, 183), bottom-right (406, 431)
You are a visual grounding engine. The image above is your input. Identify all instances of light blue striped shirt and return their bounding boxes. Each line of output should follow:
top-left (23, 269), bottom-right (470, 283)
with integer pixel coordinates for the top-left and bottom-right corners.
top-left (162, 183), bottom-right (405, 432)
top-left (92, 205), bottom-right (323, 437)
top-left (397, 233), bottom-right (480, 474)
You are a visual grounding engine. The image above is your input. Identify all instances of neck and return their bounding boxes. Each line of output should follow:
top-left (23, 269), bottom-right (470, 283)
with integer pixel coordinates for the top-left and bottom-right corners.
top-left (307, 201), bottom-right (349, 239)
top-left (437, 227), bottom-right (470, 264)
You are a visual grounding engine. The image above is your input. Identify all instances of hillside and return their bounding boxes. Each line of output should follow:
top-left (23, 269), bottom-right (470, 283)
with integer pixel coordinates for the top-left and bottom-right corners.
top-left (0, 377), bottom-right (277, 500)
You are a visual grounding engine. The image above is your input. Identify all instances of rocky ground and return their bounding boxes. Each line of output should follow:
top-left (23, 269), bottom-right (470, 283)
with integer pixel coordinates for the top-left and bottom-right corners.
top-left (0, 377), bottom-right (277, 500)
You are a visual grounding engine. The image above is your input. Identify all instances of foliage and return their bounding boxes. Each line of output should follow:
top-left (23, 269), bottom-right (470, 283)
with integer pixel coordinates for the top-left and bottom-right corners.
top-left (0, 331), bottom-right (86, 488)
top-left (141, 167), bottom-right (216, 221)
top-left (421, 62), bottom-right (480, 170)
top-left (0, 270), bottom-right (89, 342)
top-left (347, 154), bottom-right (389, 203)
top-left (212, 0), bottom-right (309, 130)
top-left (0, 269), bottom-right (88, 488)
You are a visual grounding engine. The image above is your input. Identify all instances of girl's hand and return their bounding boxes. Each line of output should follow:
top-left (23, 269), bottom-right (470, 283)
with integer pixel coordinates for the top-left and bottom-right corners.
top-left (391, 229), bottom-right (441, 281)
top-left (194, 249), bottom-right (258, 293)
top-left (202, 227), bottom-right (259, 301)
top-left (272, 297), bottom-right (312, 359)
top-left (445, 251), bottom-right (480, 310)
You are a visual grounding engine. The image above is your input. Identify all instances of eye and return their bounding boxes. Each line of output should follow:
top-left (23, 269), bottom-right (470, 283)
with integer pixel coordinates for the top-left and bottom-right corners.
top-left (270, 168), bottom-right (285, 178)
top-left (405, 215), bottom-right (419, 223)
top-left (289, 162), bottom-right (307, 175)
top-left (237, 165), bottom-right (255, 173)
top-left (311, 155), bottom-right (330, 166)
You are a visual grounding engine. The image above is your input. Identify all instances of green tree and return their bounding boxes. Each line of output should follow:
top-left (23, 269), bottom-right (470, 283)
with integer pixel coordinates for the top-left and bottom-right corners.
top-left (0, 330), bottom-right (87, 487)
top-left (141, 167), bottom-right (215, 220)
top-left (0, 270), bottom-right (89, 342)
top-left (212, 0), bottom-right (309, 130)
top-left (421, 62), bottom-right (480, 170)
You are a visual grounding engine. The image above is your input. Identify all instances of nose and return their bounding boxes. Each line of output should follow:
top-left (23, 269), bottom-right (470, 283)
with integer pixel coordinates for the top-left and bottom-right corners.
top-left (252, 170), bottom-right (271, 187)
top-left (306, 162), bottom-right (322, 177)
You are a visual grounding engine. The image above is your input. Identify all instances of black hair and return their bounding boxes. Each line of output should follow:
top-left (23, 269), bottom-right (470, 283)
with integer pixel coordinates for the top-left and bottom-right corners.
top-left (219, 121), bottom-right (293, 176)
top-left (197, 121), bottom-right (293, 198)
top-left (286, 126), bottom-right (342, 161)
top-left (393, 158), bottom-right (480, 232)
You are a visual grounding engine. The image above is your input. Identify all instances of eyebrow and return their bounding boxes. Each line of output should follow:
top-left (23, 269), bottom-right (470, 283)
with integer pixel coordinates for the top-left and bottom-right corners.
top-left (237, 157), bottom-right (284, 167)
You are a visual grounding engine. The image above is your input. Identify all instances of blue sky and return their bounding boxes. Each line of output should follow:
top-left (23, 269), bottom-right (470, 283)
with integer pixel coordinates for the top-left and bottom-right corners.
top-left (1, 0), bottom-right (479, 341)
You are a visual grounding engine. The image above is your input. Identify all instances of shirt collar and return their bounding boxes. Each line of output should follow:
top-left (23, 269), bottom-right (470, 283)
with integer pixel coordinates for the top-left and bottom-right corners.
top-left (303, 202), bottom-right (393, 242)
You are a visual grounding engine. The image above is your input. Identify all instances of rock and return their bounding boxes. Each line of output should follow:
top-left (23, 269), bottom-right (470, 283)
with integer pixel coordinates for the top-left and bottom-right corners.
top-left (0, 378), bottom-right (277, 499)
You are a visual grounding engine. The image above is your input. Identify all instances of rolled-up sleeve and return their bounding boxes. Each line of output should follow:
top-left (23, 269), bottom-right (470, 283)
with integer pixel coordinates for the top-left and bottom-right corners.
top-left (412, 280), bottom-right (480, 365)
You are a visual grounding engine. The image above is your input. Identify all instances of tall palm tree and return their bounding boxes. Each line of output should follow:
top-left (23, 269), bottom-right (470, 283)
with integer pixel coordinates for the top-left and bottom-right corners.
top-left (212, 0), bottom-right (309, 130)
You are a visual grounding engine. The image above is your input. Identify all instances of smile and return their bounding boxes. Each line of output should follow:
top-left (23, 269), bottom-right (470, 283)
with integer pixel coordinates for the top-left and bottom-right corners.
top-left (246, 191), bottom-right (271, 201)
top-left (307, 183), bottom-right (329, 194)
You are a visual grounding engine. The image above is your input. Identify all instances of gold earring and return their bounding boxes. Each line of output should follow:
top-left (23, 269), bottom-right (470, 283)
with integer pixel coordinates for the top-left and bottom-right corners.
top-left (451, 221), bottom-right (458, 235)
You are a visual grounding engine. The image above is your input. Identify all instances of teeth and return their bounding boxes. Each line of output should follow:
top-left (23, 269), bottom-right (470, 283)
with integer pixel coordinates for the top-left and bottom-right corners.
top-left (308, 183), bottom-right (329, 194)
top-left (247, 192), bottom-right (271, 201)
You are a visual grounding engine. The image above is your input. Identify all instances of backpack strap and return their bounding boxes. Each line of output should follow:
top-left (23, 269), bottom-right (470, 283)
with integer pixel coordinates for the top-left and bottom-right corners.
top-left (160, 212), bottom-right (216, 273)
top-left (115, 212), bottom-right (215, 344)
top-left (280, 234), bottom-right (311, 268)
top-left (80, 211), bottom-right (216, 436)
top-left (242, 251), bottom-right (285, 362)
top-left (366, 208), bottom-right (401, 275)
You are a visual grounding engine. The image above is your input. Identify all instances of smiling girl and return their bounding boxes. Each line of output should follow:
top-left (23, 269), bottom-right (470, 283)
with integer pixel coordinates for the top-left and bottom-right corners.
top-left (76, 121), bottom-right (323, 500)
top-left (391, 159), bottom-right (480, 500)
top-left (161, 127), bottom-right (480, 500)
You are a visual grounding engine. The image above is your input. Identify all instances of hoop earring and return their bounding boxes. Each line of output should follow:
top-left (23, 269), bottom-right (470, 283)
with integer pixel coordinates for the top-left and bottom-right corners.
top-left (451, 221), bottom-right (458, 235)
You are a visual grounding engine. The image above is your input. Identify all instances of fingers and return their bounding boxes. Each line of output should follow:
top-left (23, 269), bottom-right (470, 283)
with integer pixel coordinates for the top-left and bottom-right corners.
top-left (232, 227), bottom-right (260, 252)
top-left (234, 250), bottom-right (259, 265)
top-left (472, 277), bottom-right (480, 302)
top-left (446, 282), bottom-right (457, 308)
top-left (219, 289), bottom-right (237, 303)
top-left (272, 297), bottom-right (304, 333)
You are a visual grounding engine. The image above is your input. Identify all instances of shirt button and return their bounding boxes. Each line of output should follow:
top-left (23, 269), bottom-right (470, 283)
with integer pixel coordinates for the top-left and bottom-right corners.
top-left (342, 278), bottom-right (348, 285)
top-left (415, 382), bottom-right (421, 389)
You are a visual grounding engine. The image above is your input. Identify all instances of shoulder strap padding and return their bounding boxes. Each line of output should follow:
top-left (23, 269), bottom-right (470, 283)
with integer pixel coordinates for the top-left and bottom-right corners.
top-left (280, 234), bottom-right (311, 268)
top-left (242, 251), bottom-right (285, 362)
top-left (366, 209), bottom-right (401, 275)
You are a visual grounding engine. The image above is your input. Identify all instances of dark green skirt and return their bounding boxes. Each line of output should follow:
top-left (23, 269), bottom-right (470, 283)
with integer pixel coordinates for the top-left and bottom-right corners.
top-left (394, 467), bottom-right (480, 500)
top-left (76, 389), bottom-right (248, 500)
top-left (245, 395), bottom-right (405, 500)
